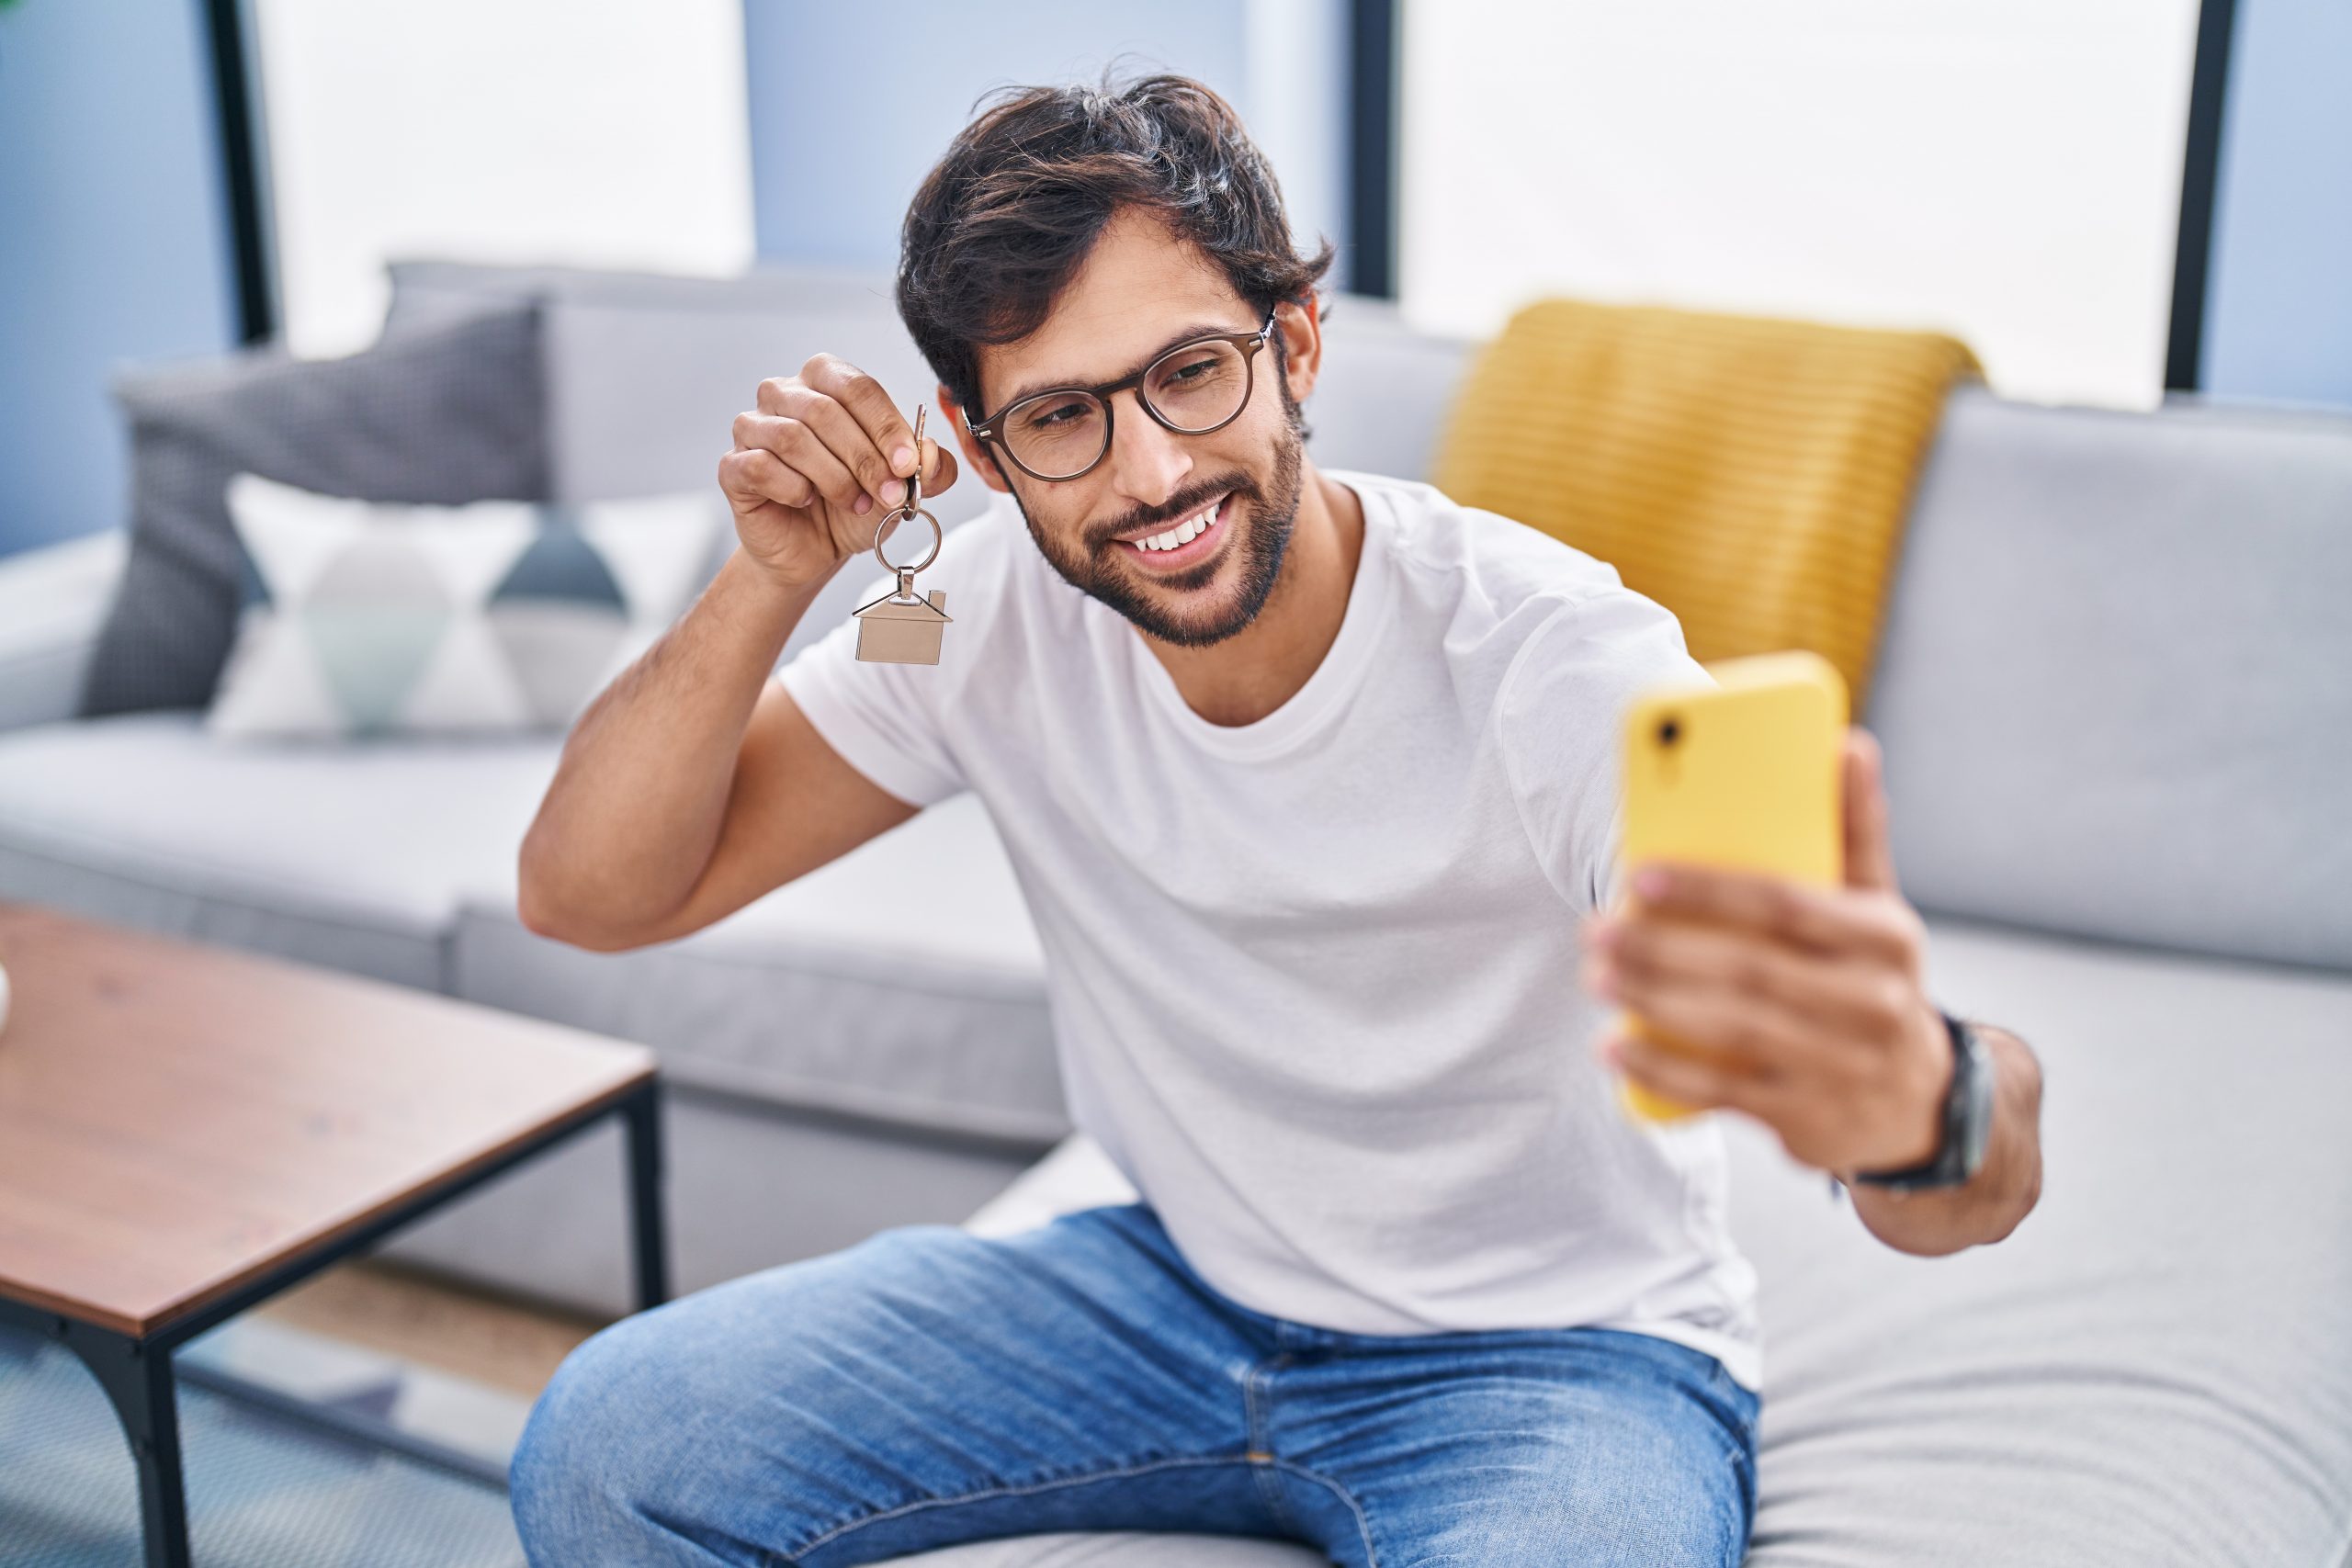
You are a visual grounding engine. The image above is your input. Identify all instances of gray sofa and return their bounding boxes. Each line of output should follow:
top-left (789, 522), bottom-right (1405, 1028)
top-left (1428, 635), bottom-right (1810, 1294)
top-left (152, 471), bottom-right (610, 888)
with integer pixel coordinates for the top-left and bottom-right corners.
top-left (2, 261), bottom-right (2346, 1565)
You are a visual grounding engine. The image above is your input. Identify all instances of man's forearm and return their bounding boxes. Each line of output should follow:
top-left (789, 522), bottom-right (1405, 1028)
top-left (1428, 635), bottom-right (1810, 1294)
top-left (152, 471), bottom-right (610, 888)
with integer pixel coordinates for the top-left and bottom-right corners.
top-left (518, 547), bottom-right (826, 938)
top-left (1840, 1023), bottom-right (2043, 1256)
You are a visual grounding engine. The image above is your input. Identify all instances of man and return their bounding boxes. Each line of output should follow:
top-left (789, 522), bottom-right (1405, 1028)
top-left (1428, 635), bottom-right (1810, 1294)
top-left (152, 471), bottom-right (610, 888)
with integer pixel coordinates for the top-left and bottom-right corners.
top-left (510, 74), bottom-right (2043, 1567)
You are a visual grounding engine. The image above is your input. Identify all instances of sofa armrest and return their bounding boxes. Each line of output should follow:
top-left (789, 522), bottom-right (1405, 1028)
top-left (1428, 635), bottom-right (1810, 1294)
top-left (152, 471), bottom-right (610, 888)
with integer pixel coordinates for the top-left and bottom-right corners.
top-left (0, 530), bottom-right (128, 733)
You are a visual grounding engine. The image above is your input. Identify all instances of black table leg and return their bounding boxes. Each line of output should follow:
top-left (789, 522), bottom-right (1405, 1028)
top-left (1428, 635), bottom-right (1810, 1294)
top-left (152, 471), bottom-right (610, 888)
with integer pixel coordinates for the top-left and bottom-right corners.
top-left (620, 1080), bottom-right (671, 1312)
top-left (59, 1319), bottom-right (191, 1568)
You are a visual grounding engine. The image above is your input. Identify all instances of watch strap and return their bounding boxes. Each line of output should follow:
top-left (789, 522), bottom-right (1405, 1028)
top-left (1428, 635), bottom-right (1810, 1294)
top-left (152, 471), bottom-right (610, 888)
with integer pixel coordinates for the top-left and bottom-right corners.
top-left (1849, 1009), bottom-right (1992, 1192)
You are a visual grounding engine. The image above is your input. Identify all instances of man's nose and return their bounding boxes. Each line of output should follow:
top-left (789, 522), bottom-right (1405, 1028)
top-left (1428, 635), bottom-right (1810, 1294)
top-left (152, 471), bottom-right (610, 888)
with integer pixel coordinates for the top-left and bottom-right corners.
top-left (1102, 389), bottom-right (1193, 512)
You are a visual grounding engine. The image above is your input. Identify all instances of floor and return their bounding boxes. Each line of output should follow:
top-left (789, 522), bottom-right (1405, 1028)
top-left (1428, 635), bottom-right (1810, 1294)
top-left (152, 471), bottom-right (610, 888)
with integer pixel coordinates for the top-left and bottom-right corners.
top-left (4, 1266), bottom-right (571, 1565)
top-left (253, 1258), bottom-right (608, 1399)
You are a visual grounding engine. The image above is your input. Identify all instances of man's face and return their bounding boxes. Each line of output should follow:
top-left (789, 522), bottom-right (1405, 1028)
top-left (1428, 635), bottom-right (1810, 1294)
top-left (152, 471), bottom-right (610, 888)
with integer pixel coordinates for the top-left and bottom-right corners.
top-left (961, 209), bottom-right (1309, 648)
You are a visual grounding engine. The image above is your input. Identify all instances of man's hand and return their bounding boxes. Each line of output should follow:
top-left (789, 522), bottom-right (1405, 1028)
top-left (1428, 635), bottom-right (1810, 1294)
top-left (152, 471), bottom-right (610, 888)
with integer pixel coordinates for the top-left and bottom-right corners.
top-left (1580, 728), bottom-right (2041, 1269)
top-left (1580, 726), bottom-right (2043, 1253)
top-left (718, 355), bottom-right (956, 592)
top-left (1579, 727), bottom-right (1951, 1179)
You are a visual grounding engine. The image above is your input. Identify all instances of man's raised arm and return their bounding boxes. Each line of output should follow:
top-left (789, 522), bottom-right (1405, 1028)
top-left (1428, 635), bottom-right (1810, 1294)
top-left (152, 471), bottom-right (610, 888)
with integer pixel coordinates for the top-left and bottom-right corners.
top-left (517, 355), bottom-right (952, 952)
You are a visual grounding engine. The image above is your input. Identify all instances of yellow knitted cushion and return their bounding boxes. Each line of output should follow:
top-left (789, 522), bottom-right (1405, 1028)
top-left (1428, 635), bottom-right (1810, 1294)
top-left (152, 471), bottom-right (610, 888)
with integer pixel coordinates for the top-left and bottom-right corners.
top-left (1432, 300), bottom-right (1978, 710)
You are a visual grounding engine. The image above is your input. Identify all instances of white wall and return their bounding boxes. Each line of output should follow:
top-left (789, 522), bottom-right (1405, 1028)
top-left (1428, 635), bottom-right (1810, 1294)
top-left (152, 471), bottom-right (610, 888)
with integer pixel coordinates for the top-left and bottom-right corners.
top-left (1401, 1), bottom-right (2200, 408)
top-left (254, 0), bottom-right (757, 357)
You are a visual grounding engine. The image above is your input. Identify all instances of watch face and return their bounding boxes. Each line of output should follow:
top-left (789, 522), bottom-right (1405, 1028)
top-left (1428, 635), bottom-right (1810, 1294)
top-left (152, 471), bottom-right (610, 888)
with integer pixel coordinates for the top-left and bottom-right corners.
top-left (1957, 1027), bottom-right (1995, 1177)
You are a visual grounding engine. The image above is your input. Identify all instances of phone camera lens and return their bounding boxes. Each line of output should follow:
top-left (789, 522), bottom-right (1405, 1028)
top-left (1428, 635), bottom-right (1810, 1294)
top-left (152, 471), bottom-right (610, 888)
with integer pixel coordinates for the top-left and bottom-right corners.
top-left (1658, 717), bottom-right (1681, 746)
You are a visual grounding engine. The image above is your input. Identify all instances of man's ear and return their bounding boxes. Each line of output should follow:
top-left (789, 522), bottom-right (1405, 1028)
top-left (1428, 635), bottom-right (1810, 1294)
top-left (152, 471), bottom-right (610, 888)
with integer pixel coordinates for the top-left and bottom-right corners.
top-left (1273, 292), bottom-right (1326, 405)
top-left (939, 383), bottom-right (1012, 494)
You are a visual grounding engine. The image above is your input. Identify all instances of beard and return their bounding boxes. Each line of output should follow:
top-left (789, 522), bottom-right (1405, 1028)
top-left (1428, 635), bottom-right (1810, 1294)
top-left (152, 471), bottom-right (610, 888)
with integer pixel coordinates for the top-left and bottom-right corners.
top-left (1006, 383), bottom-right (1307, 649)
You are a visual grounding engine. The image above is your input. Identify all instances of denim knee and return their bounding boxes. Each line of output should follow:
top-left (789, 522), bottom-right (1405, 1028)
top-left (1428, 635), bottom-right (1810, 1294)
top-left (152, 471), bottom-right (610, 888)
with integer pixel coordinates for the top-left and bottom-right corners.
top-left (510, 1312), bottom-right (692, 1562)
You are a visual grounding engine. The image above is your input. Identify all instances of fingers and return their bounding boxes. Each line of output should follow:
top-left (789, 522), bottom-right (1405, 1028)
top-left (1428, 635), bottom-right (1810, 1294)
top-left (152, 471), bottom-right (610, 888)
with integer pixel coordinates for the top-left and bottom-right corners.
top-left (796, 355), bottom-right (923, 493)
top-left (741, 357), bottom-right (962, 523)
top-left (1623, 861), bottom-right (1922, 966)
top-left (1595, 915), bottom-right (1906, 1058)
top-left (718, 446), bottom-right (815, 512)
top-left (1601, 1016), bottom-right (1784, 1122)
top-left (1601, 942), bottom-right (1841, 1080)
top-left (809, 356), bottom-right (921, 475)
top-left (731, 409), bottom-right (865, 514)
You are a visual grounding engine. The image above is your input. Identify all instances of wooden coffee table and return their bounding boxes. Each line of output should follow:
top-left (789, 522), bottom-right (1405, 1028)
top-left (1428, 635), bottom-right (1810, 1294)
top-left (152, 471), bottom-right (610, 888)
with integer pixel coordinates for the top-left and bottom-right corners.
top-left (0, 900), bottom-right (668, 1567)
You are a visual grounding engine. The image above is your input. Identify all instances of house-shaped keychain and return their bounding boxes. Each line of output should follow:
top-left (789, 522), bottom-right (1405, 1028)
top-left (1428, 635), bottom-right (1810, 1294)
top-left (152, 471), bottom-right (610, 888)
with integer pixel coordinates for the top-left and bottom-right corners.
top-left (854, 585), bottom-right (952, 664)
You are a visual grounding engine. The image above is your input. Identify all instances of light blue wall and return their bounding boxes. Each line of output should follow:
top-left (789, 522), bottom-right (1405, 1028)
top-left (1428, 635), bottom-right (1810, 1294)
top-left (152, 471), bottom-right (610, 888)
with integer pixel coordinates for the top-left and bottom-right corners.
top-left (741, 1), bottom-right (1346, 281)
top-left (0, 0), bottom-right (241, 557)
top-left (2202, 0), bottom-right (2352, 407)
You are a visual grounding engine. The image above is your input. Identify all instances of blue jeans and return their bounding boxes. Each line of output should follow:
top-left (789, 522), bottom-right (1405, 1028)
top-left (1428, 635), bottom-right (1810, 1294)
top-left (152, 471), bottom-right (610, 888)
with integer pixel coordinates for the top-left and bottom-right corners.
top-left (512, 1205), bottom-right (1760, 1566)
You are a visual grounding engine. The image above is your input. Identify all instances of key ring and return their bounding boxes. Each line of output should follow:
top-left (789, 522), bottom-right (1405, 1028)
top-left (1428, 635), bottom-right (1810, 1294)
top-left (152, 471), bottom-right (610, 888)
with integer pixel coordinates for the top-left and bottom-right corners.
top-left (869, 405), bottom-right (941, 592)
top-left (871, 507), bottom-right (942, 577)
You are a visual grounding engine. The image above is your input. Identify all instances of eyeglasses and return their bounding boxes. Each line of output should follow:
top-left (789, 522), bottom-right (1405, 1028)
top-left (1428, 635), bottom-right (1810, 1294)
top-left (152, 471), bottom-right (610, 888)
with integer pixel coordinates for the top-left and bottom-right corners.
top-left (964, 310), bottom-right (1279, 482)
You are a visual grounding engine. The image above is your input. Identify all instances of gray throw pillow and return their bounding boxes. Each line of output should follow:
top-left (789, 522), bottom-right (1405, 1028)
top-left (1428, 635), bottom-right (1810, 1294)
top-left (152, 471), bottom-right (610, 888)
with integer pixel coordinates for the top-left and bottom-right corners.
top-left (78, 303), bottom-right (547, 716)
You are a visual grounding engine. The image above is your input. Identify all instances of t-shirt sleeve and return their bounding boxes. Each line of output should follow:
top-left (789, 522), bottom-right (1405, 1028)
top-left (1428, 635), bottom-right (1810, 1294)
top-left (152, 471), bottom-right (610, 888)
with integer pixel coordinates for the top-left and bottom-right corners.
top-left (1497, 586), bottom-right (1714, 915)
top-left (774, 558), bottom-right (977, 809)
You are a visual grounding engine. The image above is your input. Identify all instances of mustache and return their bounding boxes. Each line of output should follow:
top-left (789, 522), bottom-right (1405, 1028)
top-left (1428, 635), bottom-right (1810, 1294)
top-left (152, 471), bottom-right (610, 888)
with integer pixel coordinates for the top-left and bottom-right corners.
top-left (1089, 472), bottom-right (1256, 550)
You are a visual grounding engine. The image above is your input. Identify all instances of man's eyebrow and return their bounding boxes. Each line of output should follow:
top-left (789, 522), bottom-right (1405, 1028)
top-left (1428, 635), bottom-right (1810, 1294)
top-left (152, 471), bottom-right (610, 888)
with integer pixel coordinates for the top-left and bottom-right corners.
top-left (992, 319), bottom-right (1253, 414)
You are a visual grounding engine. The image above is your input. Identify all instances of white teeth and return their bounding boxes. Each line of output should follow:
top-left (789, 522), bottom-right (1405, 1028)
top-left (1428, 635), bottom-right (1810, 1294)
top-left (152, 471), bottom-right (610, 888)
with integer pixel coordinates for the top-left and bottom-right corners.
top-left (1131, 497), bottom-right (1221, 552)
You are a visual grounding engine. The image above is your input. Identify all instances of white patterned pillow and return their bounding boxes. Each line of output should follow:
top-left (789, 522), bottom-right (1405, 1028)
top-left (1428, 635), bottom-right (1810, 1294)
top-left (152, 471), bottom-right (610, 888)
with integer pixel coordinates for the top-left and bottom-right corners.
top-left (207, 474), bottom-right (725, 739)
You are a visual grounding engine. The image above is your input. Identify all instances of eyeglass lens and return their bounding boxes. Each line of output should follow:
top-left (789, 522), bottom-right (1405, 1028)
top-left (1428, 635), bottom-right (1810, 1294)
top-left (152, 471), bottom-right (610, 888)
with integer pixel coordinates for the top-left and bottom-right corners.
top-left (1002, 336), bottom-right (1253, 479)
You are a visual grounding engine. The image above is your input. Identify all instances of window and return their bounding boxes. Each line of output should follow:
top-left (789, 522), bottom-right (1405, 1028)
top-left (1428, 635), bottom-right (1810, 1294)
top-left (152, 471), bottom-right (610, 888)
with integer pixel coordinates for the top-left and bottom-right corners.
top-left (1399, 1), bottom-right (2202, 408)
top-left (252, 0), bottom-right (755, 356)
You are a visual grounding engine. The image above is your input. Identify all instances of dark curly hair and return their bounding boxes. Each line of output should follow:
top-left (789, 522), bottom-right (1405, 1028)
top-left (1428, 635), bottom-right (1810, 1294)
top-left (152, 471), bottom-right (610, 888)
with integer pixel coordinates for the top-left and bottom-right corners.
top-left (897, 72), bottom-right (1337, 424)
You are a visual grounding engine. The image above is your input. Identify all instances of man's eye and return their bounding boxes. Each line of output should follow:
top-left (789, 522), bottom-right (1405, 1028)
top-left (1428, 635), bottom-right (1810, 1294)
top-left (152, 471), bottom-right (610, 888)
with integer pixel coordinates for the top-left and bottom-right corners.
top-left (1023, 399), bottom-right (1091, 431)
top-left (1165, 355), bottom-right (1219, 383)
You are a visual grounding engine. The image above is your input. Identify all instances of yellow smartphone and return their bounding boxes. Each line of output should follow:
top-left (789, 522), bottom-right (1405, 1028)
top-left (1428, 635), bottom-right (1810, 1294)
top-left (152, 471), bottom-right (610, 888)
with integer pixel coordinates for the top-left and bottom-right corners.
top-left (1611, 649), bottom-right (1849, 1123)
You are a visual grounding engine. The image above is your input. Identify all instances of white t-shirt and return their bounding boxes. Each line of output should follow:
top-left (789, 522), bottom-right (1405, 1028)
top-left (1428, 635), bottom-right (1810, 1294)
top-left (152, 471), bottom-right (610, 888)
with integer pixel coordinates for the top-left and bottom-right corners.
top-left (779, 470), bottom-right (1760, 1391)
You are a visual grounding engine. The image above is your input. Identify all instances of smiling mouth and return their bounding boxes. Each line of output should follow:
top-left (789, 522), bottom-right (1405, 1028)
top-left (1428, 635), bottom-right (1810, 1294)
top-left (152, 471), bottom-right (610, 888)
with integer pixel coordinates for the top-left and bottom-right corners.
top-left (1114, 492), bottom-right (1231, 572)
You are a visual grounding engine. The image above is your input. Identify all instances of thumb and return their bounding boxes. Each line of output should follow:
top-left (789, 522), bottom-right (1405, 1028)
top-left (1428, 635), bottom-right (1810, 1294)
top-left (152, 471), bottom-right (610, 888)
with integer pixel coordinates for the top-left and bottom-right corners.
top-left (920, 435), bottom-right (957, 496)
top-left (1842, 726), bottom-right (1900, 894)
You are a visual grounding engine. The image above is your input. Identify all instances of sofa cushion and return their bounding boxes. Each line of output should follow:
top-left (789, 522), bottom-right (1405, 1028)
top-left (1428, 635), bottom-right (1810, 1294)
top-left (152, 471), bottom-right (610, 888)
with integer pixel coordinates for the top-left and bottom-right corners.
top-left (1867, 388), bottom-right (2352, 971)
top-left (940, 914), bottom-right (2352, 1567)
top-left (450, 792), bottom-right (1063, 1145)
top-left (81, 304), bottom-right (549, 717)
top-left (0, 713), bottom-right (557, 990)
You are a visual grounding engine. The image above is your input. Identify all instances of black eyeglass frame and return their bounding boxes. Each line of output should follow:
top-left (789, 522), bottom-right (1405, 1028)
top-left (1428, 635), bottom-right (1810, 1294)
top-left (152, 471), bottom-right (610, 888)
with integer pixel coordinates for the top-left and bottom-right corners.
top-left (962, 309), bottom-right (1282, 482)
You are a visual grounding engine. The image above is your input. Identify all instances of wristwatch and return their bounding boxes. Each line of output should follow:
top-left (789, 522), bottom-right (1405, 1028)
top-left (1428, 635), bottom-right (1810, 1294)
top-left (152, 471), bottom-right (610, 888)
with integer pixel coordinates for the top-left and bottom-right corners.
top-left (1848, 1009), bottom-right (1995, 1192)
